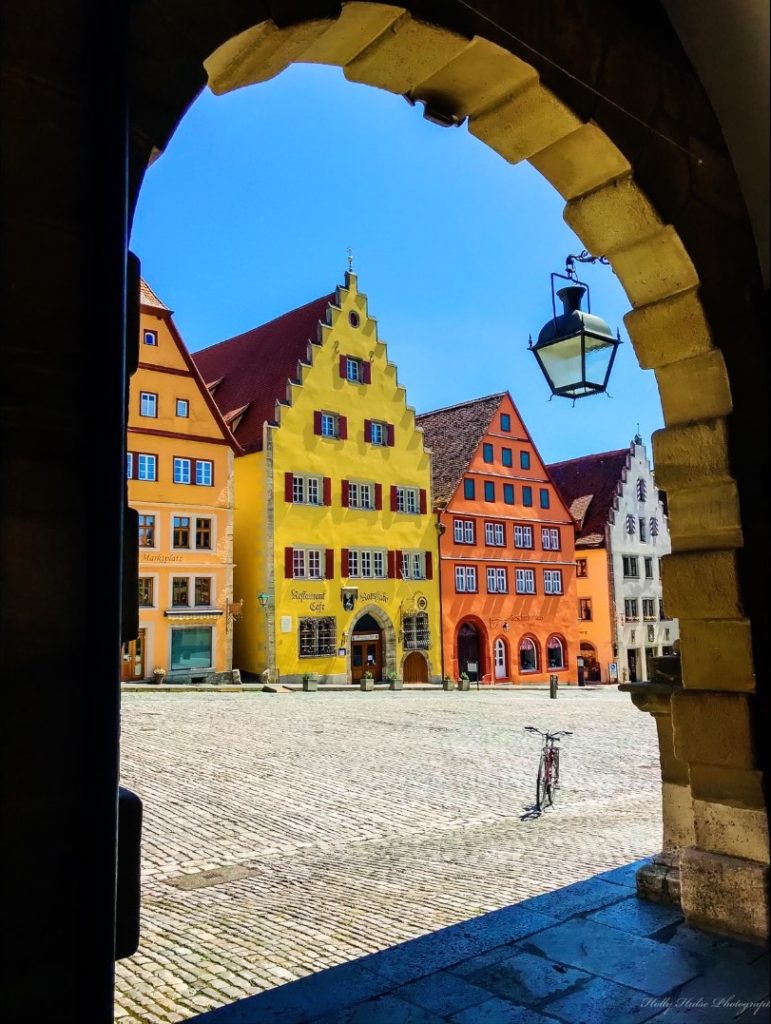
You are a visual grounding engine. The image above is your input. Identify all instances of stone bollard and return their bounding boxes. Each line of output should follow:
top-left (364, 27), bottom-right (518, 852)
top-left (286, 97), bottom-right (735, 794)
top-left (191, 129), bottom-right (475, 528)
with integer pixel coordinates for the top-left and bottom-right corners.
top-left (360, 676), bottom-right (374, 691)
top-left (549, 674), bottom-right (558, 699)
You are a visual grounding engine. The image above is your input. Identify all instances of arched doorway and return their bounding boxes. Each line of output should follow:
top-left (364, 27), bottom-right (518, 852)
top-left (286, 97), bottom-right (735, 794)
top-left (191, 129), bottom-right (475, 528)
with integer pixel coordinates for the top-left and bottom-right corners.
top-left (402, 651), bottom-right (428, 684)
top-left (351, 613), bottom-right (383, 683)
top-left (580, 641), bottom-right (601, 683)
top-left (457, 622), bottom-right (483, 681)
top-left (494, 637), bottom-right (508, 680)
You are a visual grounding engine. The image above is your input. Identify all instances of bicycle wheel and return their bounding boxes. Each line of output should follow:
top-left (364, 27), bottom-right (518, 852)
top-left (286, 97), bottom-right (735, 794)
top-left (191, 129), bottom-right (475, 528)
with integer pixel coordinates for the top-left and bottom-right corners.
top-left (536, 753), bottom-right (550, 810)
top-left (552, 749), bottom-right (561, 794)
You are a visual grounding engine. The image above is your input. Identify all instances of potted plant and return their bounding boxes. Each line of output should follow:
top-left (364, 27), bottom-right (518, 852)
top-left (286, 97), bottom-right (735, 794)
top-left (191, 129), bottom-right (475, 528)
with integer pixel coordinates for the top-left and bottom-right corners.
top-left (302, 672), bottom-right (318, 692)
top-left (458, 672), bottom-right (470, 691)
top-left (386, 669), bottom-right (402, 691)
top-left (442, 675), bottom-right (455, 691)
top-left (152, 666), bottom-right (165, 685)
top-left (360, 670), bottom-right (375, 692)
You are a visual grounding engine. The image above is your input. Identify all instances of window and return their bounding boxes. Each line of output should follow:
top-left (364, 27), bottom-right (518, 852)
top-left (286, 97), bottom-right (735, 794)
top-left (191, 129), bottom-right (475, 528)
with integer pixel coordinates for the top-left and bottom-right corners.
top-left (649, 517), bottom-right (659, 537)
top-left (292, 548), bottom-right (326, 579)
top-left (175, 398), bottom-right (189, 417)
top-left (579, 598), bottom-right (593, 621)
top-left (138, 578), bottom-right (154, 607)
top-left (643, 598), bottom-right (657, 620)
top-left (455, 566), bottom-right (477, 592)
top-left (299, 617), bottom-right (336, 658)
top-left (143, 330), bottom-right (158, 346)
top-left (541, 527), bottom-right (560, 550)
top-left (625, 514), bottom-right (637, 535)
top-left (520, 451), bottom-right (531, 470)
top-left (644, 556), bottom-right (654, 579)
top-left (403, 613), bottom-right (430, 650)
top-left (172, 577), bottom-right (189, 606)
top-left (547, 636), bottom-right (565, 670)
top-left (368, 420), bottom-right (390, 446)
top-left (636, 478), bottom-right (647, 501)
top-left (126, 452), bottom-right (134, 479)
top-left (624, 599), bottom-right (639, 620)
top-left (345, 356), bottom-right (363, 382)
top-left (396, 486), bottom-right (419, 514)
top-left (514, 525), bottom-right (533, 549)
top-left (576, 558), bottom-right (588, 578)
top-left (503, 484), bottom-right (515, 505)
top-left (639, 517), bottom-right (648, 542)
top-left (173, 516), bottom-right (191, 549)
top-left (543, 569), bottom-right (563, 595)
top-left (486, 567), bottom-right (508, 593)
top-left (401, 551), bottom-right (427, 580)
top-left (623, 555), bottom-right (640, 578)
top-left (482, 443), bottom-right (494, 463)
top-left (292, 474), bottom-right (323, 505)
top-left (539, 488), bottom-right (550, 510)
top-left (519, 637), bottom-right (539, 673)
top-left (522, 486), bottom-right (533, 507)
top-left (318, 411), bottom-right (343, 439)
top-left (348, 481), bottom-right (374, 510)
top-left (136, 453), bottom-right (157, 481)
top-left (484, 521), bottom-right (505, 546)
top-left (194, 577), bottom-right (212, 607)
top-left (453, 519), bottom-right (475, 544)
top-left (502, 447), bottom-right (513, 467)
top-left (463, 478), bottom-right (475, 500)
top-left (173, 457), bottom-right (191, 484)
top-left (515, 568), bottom-right (536, 594)
top-left (170, 627), bottom-right (212, 670)
top-left (348, 548), bottom-right (386, 578)
top-left (138, 514), bottom-right (155, 548)
top-left (195, 518), bottom-right (212, 549)
top-left (139, 392), bottom-right (157, 417)
top-left (484, 481), bottom-right (495, 502)
top-left (195, 460), bottom-right (213, 486)
top-left (647, 625), bottom-right (656, 643)
top-left (500, 413), bottom-right (511, 432)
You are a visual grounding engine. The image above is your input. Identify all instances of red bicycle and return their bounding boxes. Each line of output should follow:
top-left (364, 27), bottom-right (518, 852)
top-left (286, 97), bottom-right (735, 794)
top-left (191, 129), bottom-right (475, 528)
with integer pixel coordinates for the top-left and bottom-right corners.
top-left (525, 726), bottom-right (573, 810)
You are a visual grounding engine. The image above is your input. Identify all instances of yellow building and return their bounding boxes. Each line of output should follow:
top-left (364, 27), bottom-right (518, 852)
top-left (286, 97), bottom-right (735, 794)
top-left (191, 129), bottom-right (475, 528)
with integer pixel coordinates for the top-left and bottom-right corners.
top-left (123, 281), bottom-right (238, 683)
top-left (194, 272), bottom-right (442, 684)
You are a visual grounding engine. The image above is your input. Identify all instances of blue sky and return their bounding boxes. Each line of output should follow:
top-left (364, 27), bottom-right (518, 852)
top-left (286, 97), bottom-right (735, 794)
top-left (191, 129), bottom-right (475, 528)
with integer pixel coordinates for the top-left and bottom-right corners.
top-left (130, 63), bottom-right (663, 465)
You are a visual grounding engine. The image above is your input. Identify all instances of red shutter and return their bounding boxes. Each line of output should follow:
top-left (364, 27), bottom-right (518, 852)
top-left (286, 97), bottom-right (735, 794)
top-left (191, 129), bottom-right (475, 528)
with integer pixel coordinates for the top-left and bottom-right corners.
top-left (374, 483), bottom-right (382, 510)
top-left (387, 551), bottom-right (396, 579)
top-left (323, 477), bottom-right (331, 506)
top-left (425, 552), bottom-right (433, 579)
top-left (362, 361), bottom-right (371, 384)
top-left (313, 411), bottom-right (322, 435)
top-left (341, 548), bottom-right (349, 576)
top-left (325, 549), bottom-right (333, 580)
top-left (284, 472), bottom-right (294, 503)
top-left (339, 354), bottom-right (347, 378)
top-left (419, 488), bottom-right (427, 514)
top-left (284, 547), bottom-right (294, 579)
top-left (338, 415), bottom-right (348, 440)
top-left (341, 479), bottom-right (349, 507)
top-left (386, 423), bottom-right (395, 447)
top-left (395, 550), bottom-right (403, 578)
top-left (364, 419), bottom-right (372, 442)
top-left (390, 485), bottom-right (398, 511)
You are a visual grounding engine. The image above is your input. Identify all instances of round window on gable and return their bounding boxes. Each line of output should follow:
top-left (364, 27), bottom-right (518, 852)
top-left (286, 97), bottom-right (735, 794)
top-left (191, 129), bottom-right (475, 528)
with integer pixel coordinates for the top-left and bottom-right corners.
top-left (348, 311), bottom-right (360, 328)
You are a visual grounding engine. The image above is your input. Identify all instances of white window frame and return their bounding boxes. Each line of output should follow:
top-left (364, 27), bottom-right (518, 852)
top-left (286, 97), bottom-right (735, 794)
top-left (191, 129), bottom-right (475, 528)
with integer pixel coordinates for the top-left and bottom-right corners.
top-left (643, 598), bottom-right (657, 621)
top-left (486, 567), bottom-right (507, 593)
top-left (541, 527), bottom-right (560, 550)
top-left (455, 566), bottom-right (477, 592)
top-left (293, 473), bottom-right (323, 505)
top-left (543, 569), bottom-right (563, 595)
top-left (137, 454), bottom-right (157, 481)
top-left (139, 391), bottom-right (157, 418)
top-left (514, 525), bottom-right (533, 549)
top-left (623, 555), bottom-right (640, 578)
top-left (396, 486), bottom-right (419, 514)
top-left (370, 421), bottom-right (386, 446)
top-left (348, 481), bottom-right (374, 510)
top-left (175, 398), bottom-right (189, 417)
top-left (453, 519), bottom-right (474, 544)
top-left (624, 599), bottom-right (639, 620)
top-left (348, 547), bottom-right (387, 579)
top-left (173, 457), bottom-right (191, 484)
top-left (515, 568), bottom-right (536, 595)
top-left (484, 522), bottom-right (505, 546)
top-left (320, 412), bottom-right (338, 438)
top-left (195, 460), bottom-right (213, 486)
top-left (346, 356), bottom-right (362, 382)
top-left (293, 547), bottom-right (326, 579)
top-left (143, 330), bottom-right (158, 347)
top-left (401, 551), bottom-right (425, 580)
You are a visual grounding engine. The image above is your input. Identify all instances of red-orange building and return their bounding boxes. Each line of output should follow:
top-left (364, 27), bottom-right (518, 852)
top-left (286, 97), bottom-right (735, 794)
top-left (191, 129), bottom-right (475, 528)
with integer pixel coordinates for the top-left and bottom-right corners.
top-left (417, 393), bottom-right (579, 684)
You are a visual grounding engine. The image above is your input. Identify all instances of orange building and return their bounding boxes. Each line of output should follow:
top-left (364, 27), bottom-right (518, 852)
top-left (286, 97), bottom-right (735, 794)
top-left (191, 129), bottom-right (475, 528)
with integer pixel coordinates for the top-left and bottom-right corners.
top-left (122, 281), bottom-right (240, 683)
top-left (417, 394), bottom-right (579, 684)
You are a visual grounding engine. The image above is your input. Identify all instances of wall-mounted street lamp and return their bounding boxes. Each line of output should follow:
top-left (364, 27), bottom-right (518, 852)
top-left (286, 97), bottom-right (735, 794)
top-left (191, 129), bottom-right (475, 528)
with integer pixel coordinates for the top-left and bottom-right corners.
top-left (257, 593), bottom-right (271, 610)
top-left (529, 252), bottom-right (622, 403)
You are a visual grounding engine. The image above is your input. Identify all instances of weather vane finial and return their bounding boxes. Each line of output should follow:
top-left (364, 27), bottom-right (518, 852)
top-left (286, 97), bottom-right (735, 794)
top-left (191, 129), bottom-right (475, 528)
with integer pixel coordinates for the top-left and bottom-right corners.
top-left (347, 247), bottom-right (354, 272)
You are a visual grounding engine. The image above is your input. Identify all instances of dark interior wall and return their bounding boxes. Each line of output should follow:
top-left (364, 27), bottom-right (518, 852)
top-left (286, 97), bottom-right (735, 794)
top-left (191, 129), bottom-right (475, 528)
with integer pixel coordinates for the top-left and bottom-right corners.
top-left (1, 2), bottom-right (767, 1020)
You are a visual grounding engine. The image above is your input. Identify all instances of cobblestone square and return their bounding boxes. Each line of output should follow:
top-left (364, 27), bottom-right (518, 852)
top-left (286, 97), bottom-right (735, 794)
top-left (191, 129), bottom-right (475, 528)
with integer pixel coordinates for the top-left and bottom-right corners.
top-left (116, 688), bottom-right (661, 1023)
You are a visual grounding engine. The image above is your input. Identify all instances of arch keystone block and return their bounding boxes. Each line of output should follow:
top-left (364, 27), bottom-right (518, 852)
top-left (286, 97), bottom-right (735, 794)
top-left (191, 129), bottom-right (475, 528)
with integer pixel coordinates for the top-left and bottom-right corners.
top-left (655, 351), bottom-right (732, 426)
top-left (679, 618), bottom-right (755, 692)
top-left (611, 226), bottom-right (699, 308)
top-left (410, 37), bottom-right (536, 120)
top-left (564, 177), bottom-right (662, 256)
top-left (624, 289), bottom-right (713, 369)
top-left (662, 550), bottom-right (742, 619)
top-left (530, 125), bottom-right (630, 200)
top-left (667, 481), bottom-right (742, 552)
top-left (652, 420), bottom-right (732, 490)
top-left (344, 14), bottom-right (470, 94)
top-left (469, 81), bottom-right (582, 165)
top-left (204, 19), bottom-right (334, 93)
top-left (672, 691), bottom-right (755, 769)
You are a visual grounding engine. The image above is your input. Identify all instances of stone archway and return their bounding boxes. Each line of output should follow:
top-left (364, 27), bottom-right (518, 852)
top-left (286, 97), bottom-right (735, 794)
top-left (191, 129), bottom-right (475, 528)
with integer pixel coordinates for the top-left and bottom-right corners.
top-left (346, 603), bottom-right (397, 682)
top-left (120, 2), bottom-right (766, 941)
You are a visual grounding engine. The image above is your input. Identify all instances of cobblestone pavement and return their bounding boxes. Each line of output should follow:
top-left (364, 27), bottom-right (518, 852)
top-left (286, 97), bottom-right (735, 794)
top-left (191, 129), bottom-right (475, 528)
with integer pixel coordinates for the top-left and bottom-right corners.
top-left (115, 688), bottom-right (662, 1023)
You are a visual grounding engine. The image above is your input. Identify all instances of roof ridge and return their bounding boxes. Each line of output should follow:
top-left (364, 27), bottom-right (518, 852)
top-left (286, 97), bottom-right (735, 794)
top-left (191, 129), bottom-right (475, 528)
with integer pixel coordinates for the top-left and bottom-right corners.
top-left (417, 393), bottom-right (505, 419)
top-left (195, 292), bottom-right (335, 356)
top-left (546, 447), bottom-right (630, 468)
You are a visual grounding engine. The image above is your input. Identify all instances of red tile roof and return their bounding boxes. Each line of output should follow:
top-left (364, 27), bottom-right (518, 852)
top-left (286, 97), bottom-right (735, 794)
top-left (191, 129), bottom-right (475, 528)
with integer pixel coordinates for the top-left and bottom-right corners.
top-left (547, 448), bottom-right (631, 547)
top-left (140, 279), bottom-right (170, 312)
top-left (191, 294), bottom-right (336, 453)
top-left (416, 394), bottom-right (505, 506)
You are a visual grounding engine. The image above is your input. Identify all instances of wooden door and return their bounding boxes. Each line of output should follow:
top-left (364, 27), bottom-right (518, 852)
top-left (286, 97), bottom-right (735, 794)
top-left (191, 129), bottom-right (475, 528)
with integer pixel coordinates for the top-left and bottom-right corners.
top-left (120, 629), bottom-right (145, 681)
top-left (457, 624), bottom-right (480, 681)
top-left (351, 632), bottom-right (382, 682)
top-left (403, 651), bottom-right (428, 683)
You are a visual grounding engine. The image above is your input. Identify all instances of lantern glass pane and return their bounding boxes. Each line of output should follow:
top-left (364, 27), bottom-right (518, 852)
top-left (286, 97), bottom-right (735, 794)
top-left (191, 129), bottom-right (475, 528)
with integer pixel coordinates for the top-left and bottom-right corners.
top-left (538, 332), bottom-right (584, 391)
top-left (583, 333), bottom-right (615, 387)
